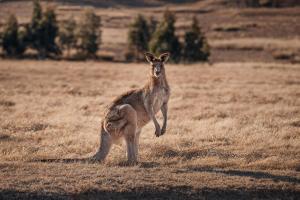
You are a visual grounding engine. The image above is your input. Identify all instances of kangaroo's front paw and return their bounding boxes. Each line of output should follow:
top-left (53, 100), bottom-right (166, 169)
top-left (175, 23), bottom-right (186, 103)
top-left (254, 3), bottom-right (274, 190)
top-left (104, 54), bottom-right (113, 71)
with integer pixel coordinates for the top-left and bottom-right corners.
top-left (155, 126), bottom-right (161, 137)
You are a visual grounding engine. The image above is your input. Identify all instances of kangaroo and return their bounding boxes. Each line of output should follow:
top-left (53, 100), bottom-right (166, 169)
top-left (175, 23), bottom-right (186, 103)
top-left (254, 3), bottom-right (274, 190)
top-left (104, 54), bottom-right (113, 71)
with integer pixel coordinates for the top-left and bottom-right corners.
top-left (92, 52), bottom-right (170, 164)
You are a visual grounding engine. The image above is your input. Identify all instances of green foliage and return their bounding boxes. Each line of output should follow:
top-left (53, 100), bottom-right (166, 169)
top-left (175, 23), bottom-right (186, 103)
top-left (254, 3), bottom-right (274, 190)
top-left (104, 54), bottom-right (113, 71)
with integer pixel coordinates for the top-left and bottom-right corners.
top-left (148, 17), bottom-right (157, 37)
top-left (237, 0), bottom-right (299, 7)
top-left (2, 14), bottom-right (27, 56)
top-left (40, 7), bottom-right (60, 56)
top-left (1, 0), bottom-right (104, 60)
top-left (0, 33), bottom-right (2, 50)
top-left (28, 0), bottom-right (42, 51)
top-left (58, 17), bottom-right (76, 57)
top-left (182, 17), bottom-right (210, 62)
top-left (32, 0), bottom-right (42, 24)
top-left (149, 10), bottom-right (181, 63)
top-left (245, 0), bottom-right (260, 7)
top-left (76, 9), bottom-right (101, 58)
top-left (127, 14), bottom-right (151, 61)
top-left (0, 27), bottom-right (3, 48)
top-left (28, 1), bottom-right (59, 58)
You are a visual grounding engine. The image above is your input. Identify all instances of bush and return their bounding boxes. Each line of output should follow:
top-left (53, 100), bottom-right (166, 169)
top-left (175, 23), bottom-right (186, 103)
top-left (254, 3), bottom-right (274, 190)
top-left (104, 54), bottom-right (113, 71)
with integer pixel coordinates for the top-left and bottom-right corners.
top-left (127, 14), bottom-right (151, 61)
top-left (28, 0), bottom-right (59, 58)
top-left (149, 10), bottom-right (181, 63)
top-left (76, 9), bottom-right (101, 58)
top-left (182, 17), bottom-right (210, 62)
top-left (58, 17), bottom-right (77, 58)
top-left (237, 0), bottom-right (300, 7)
top-left (2, 14), bottom-right (27, 56)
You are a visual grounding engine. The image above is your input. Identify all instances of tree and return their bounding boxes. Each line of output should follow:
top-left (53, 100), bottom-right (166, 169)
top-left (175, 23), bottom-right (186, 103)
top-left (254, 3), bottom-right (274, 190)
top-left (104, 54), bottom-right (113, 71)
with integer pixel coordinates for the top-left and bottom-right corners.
top-left (28, 1), bottom-right (59, 58)
top-left (0, 32), bottom-right (2, 51)
top-left (246, 0), bottom-right (259, 7)
top-left (2, 14), bottom-right (26, 56)
top-left (28, 0), bottom-right (42, 53)
top-left (148, 16), bottom-right (157, 39)
top-left (39, 7), bottom-right (60, 56)
top-left (76, 9), bottom-right (101, 58)
top-left (149, 10), bottom-right (181, 63)
top-left (127, 14), bottom-right (151, 61)
top-left (182, 17), bottom-right (210, 62)
top-left (58, 17), bottom-right (76, 58)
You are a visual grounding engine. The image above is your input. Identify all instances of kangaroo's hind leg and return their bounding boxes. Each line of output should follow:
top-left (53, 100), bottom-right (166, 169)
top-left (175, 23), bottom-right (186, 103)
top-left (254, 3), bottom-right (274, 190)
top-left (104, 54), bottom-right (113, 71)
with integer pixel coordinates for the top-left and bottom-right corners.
top-left (135, 129), bottom-right (141, 156)
top-left (118, 104), bottom-right (138, 164)
top-left (92, 123), bottom-right (112, 162)
top-left (104, 118), bottom-right (128, 133)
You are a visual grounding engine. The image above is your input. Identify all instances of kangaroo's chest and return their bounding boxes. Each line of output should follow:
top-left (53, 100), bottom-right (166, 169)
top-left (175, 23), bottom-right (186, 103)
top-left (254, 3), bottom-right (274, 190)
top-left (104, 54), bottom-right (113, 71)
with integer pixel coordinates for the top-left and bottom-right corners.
top-left (152, 87), bottom-right (170, 113)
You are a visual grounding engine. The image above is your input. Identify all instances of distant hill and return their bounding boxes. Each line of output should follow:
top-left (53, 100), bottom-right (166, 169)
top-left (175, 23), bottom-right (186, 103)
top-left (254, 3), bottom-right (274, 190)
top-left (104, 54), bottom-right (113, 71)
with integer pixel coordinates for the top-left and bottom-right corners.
top-left (0, 0), bottom-right (199, 8)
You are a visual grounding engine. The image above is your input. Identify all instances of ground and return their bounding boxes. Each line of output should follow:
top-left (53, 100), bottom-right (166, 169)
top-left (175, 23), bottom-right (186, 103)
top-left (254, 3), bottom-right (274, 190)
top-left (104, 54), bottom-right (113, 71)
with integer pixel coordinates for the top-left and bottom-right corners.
top-left (0, 60), bottom-right (299, 199)
top-left (0, 0), bottom-right (300, 199)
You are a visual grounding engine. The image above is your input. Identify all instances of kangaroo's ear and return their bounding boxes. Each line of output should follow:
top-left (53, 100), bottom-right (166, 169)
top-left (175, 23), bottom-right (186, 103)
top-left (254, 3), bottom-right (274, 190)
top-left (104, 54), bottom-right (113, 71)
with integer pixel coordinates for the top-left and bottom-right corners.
top-left (159, 52), bottom-right (170, 63)
top-left (145, 52), bottom-right (156, 63)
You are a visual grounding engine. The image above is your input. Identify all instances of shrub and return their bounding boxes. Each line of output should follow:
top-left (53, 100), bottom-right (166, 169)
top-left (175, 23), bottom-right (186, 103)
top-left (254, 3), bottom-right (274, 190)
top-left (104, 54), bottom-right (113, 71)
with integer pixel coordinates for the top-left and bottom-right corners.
top-left (76, 9), bottom-right (101, 58)
top-left (2, 14), bottom-right (27, 56)
top-left (149, 10), bottom-right (181, 63)
top-left (127, 14), bottom-right (151, 61)
top-left (58, 17), bottom-right (77, 58)
top-left (237, 0), bottom-right (300, 7)
top-left (182, 17), bottom-right (210, 62)
top-left (272, 50), bottom-right (295, 61)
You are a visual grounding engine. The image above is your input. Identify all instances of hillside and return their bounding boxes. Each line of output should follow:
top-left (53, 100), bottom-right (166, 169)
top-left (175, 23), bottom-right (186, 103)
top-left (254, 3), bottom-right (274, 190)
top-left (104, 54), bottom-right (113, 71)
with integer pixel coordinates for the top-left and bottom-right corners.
top-left (0, 0), bottom-right (299, 62)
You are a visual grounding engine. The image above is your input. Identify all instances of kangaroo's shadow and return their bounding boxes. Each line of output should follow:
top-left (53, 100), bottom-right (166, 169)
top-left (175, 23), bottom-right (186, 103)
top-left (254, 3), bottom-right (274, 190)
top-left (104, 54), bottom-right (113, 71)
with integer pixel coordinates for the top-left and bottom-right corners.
top-left (176, 167), bottom-right (300, 184)
top-left (139, 161), bottom-right (160, 168)
top-left (30, 158), bottom-right (160, 168)
top-left (30, 157), bottom-right (94, 164)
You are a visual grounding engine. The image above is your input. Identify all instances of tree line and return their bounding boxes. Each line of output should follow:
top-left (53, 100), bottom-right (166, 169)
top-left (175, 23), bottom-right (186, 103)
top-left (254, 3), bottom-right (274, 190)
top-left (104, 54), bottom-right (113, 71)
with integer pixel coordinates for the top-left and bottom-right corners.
top-left (127, 11), bottom-right (210, 63)
top-left (0, 0), bottom-right (210, 63)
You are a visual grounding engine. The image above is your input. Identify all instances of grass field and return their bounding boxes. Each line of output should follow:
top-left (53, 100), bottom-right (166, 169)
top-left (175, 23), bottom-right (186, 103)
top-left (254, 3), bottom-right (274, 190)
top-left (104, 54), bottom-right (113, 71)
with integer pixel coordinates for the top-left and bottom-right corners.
top-left (0, 0), bottom-right (300, 199)
top-left (0, 60), bottom-right (299, 199)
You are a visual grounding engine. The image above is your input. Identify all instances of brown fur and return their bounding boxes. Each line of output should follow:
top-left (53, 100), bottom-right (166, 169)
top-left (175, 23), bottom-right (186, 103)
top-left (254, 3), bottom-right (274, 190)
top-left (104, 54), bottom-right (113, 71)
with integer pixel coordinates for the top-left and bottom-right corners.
top-left (92, 52), bottom-right (170, 163)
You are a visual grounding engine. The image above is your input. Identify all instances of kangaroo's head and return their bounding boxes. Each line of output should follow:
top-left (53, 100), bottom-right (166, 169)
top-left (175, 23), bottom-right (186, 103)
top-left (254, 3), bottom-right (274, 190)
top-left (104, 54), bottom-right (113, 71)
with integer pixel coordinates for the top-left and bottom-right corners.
top-left (145, 52), bottom-right (170, 78)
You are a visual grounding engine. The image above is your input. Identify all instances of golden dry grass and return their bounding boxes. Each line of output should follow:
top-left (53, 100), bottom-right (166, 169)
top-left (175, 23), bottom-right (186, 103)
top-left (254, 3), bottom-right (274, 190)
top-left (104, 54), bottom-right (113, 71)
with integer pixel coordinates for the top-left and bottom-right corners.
top-left (0, 60), bottom-right (299, 199)
top-left (211, 38), bottom-right (300, 51)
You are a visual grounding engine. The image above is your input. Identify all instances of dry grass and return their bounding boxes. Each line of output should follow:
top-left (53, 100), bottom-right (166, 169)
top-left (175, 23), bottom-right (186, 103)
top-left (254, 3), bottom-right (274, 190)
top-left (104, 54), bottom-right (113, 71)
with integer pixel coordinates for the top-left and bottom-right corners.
top-left (0, 60), bottom-right (299, 199)
top-left (0, 1), bottom-right (300, 198)
top-left (211, 38), bottom-right (300, 51)
top-left (211, 38), bottom-right (300, 63)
